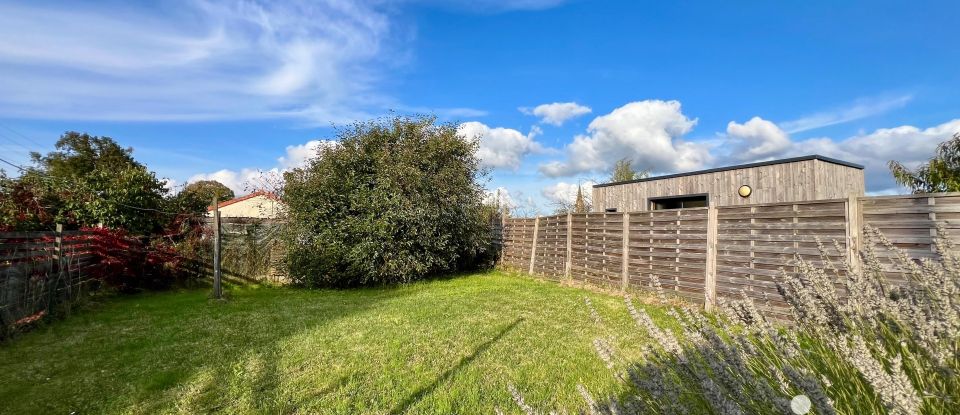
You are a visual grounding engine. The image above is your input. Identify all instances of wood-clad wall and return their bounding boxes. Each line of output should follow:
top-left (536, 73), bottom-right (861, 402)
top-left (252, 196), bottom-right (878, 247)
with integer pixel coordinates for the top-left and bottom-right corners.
top-left (591, 159), bottom-right (864, 213)
top-left (813, 160), bottom-right (866, 200)
top-left (499, 193), bottom-right (959, 319)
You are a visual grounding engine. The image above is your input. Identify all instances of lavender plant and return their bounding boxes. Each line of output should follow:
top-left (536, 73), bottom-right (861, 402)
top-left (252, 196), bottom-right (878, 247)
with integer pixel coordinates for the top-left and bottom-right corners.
top-left (507, 226), bottom-right (958, 414)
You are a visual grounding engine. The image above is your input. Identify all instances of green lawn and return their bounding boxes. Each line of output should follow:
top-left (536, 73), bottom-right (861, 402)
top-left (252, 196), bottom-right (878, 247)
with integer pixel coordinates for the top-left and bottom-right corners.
top-left (0, 271), bottom-right (672, 414)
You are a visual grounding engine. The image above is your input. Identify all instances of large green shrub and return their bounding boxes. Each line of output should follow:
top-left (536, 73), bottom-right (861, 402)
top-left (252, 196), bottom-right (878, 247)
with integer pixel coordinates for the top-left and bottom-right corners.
top-left (282, 115), bottom-right (493, 287)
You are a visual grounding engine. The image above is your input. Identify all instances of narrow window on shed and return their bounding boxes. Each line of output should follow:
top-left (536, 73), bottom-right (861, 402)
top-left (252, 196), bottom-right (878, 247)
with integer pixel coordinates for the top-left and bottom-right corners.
top-left (650, 195), bottom-right (708, 210)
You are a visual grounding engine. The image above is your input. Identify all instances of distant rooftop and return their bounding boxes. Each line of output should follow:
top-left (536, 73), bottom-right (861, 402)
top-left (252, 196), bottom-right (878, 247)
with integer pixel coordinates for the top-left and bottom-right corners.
top-left (593, 155), bottom-right (864, 188)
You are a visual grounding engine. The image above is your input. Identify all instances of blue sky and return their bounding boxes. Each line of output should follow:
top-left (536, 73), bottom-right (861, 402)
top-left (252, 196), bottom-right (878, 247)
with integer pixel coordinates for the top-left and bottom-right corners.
top-left (0, 0), bottom-right (958, 213)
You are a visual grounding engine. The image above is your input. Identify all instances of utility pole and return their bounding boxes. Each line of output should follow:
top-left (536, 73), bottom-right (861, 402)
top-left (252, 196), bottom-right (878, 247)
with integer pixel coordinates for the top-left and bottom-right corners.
top-left (212, 196), bottom-right (222, 299)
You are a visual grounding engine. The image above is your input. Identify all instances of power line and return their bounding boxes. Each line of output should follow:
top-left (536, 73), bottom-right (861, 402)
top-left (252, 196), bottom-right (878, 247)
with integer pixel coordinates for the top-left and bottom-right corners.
top-left (0, 155), bottom-right (27, 172)
top-left (0, 122), bottom-right (49, 151)
top-left (0, 134), bottom-right (39, 165)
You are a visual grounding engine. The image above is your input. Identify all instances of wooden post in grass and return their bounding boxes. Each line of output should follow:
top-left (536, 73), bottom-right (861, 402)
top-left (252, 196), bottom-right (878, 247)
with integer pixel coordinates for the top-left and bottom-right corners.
top-left (845, 193), bottom-right (863, 275)
top-left (212, 196), bottom-right (222, 299)
top-left (529, 215), bottom-right (540, 275)
top-left (565, 212), bottom-right (573, 281)
top-left (704, 205), bottom-right (718, 311)
top-left (55, 223), bottom-right (70, 314)
top-left (621, 212), bottom-right (630, 291)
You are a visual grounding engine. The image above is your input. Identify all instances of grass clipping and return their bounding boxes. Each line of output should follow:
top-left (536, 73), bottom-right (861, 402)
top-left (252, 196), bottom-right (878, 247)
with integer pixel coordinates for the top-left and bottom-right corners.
top-left (507, 225), bottom-right (959, 415)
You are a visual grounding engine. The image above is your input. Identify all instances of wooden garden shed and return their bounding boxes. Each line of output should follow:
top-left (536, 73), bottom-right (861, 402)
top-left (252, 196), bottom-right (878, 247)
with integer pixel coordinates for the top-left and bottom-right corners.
top-left (591, 155), bottom-right (865, 213)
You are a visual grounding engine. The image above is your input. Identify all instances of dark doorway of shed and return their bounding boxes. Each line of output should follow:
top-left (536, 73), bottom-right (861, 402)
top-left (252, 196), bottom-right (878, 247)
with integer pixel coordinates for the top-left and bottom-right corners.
top-left (649, 194), bottom-right (708, 210)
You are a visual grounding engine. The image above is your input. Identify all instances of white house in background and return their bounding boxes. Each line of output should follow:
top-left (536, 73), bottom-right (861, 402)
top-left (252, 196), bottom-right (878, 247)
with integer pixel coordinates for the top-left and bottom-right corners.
top-left (207, 191), bottom-right (285, 219)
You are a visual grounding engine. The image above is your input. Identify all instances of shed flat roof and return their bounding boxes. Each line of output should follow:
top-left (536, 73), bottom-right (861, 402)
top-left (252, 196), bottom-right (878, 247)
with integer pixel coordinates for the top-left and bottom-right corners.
top-left (593, 155), bottom-right (864, 188)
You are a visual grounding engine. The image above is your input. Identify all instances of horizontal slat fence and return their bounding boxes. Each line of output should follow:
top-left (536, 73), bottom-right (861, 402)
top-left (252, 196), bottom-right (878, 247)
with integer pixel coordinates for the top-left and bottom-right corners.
top-left (501, 218), bottom-right (536, 270)
top-left (1, 229), bottom-right (101, 335)
top-left (715, 200), bottom-right (850, 319)
top-left (499, 193), bottom-right (960, 318)
top-left (861, 193), bottom-right (960, 285)
top-left (628, 208), bottom-right (709, 301)
top-left (570, 213), bottom-right (624, 288)
top-left (532, 214), bottom-right (567, 281)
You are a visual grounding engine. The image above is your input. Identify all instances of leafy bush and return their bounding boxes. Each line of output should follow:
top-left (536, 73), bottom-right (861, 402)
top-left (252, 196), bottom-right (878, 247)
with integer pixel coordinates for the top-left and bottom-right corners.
top-left (88, 219), bottom-right (209, 292)
top-left (506, 227), bottom-right (959, 414)
top-left (282, 115), bottom-right (493, 287)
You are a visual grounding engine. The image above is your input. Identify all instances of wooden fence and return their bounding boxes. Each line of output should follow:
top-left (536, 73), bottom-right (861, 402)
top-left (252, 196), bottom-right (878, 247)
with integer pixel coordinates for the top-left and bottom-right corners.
top-left (500, 193), bottom-right (960, 317)
top-left (0, 227), bottom-right (101, 335)
top-left (204, 218), bottom-right (288, 285)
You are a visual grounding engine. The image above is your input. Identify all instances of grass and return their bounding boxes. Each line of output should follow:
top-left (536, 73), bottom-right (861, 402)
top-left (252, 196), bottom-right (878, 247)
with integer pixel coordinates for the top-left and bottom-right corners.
top-left (0, 271), bottom-right (673, 414)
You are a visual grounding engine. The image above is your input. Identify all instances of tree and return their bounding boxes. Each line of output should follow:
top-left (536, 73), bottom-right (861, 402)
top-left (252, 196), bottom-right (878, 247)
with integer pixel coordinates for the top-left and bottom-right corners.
top-left (175, 180), bottom-right (235, 213)
top-left (30, 132), bottom-right (139, 179)
top-left (282, 115), bottom-right (493, 287)
top-left (1, 131), bottom-right (170, 233)
top-left (889, 133), bottom-right (960, 193)
top-left (609, 158), bottom-right (650, 182)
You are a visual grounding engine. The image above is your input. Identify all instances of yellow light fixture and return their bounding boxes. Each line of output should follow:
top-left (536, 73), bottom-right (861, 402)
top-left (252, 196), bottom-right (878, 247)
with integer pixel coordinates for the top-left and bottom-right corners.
top-left (738, 185), bottom-right (752, 198)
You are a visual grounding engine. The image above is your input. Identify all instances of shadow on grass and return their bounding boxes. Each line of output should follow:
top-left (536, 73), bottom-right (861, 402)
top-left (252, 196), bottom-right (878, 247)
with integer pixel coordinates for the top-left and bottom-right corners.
top-left (573, 335), bottom-right (880, 415)
top-left (161, 286), bottom-right (419, 414)
top-left (0, 282), bottom-right (422, 414)
top-left (389, 317), bottom-right (524, 414)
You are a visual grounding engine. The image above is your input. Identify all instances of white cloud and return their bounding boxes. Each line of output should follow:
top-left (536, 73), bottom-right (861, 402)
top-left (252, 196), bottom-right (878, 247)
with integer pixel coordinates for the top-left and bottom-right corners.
top-left (458, 121), bottom-right (544, 170)
top-left (539, 100), bottom-right (710, 177)
top-left (719, 117), bottom-right (960, 192)
top-left (528, 125), bottom-right (543, 138)
top-left (0, 1), bottom-right (396, 122)
top-left (277, 140), bottom-right (338, 169)
top-left (790, 119), bottom-right (960, 192)
top-left (541, 180), bottom-right (597, 205)
top-left (160, 178), bottom-right (180, 196)
top-left (531, 97), bottom-right (956, 194)
top-left (190, 137), bottom-right (339, 194)
top-left (779, 94), bottom-right (913, 133)
top-left (725, 116), bottom-right (791, 161)
top-left (521, 102), bottom-right (592, 126)
top-left (422, 0), bottom-right (570, 12)
top-left (484, 187), bottom-right (516, 210)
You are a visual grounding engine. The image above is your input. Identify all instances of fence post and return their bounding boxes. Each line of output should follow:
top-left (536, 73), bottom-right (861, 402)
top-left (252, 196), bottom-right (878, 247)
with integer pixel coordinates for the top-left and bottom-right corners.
top-left (55, 223), bottom-right (70, 314)
top-left (928, 196), bottom-right (938, 254)
top-left (565, 212), bottom-right (573, 281)
top-left (846, 193), bottom-right (863, 275)
top-left (621, 212), bottom-right (630, 291)
top-left (704, 205), bottom-right (718, 311)
top-left (528, 215), bottom-right (540, 275)
top-left (212, 196), bottom-right (223, 299)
